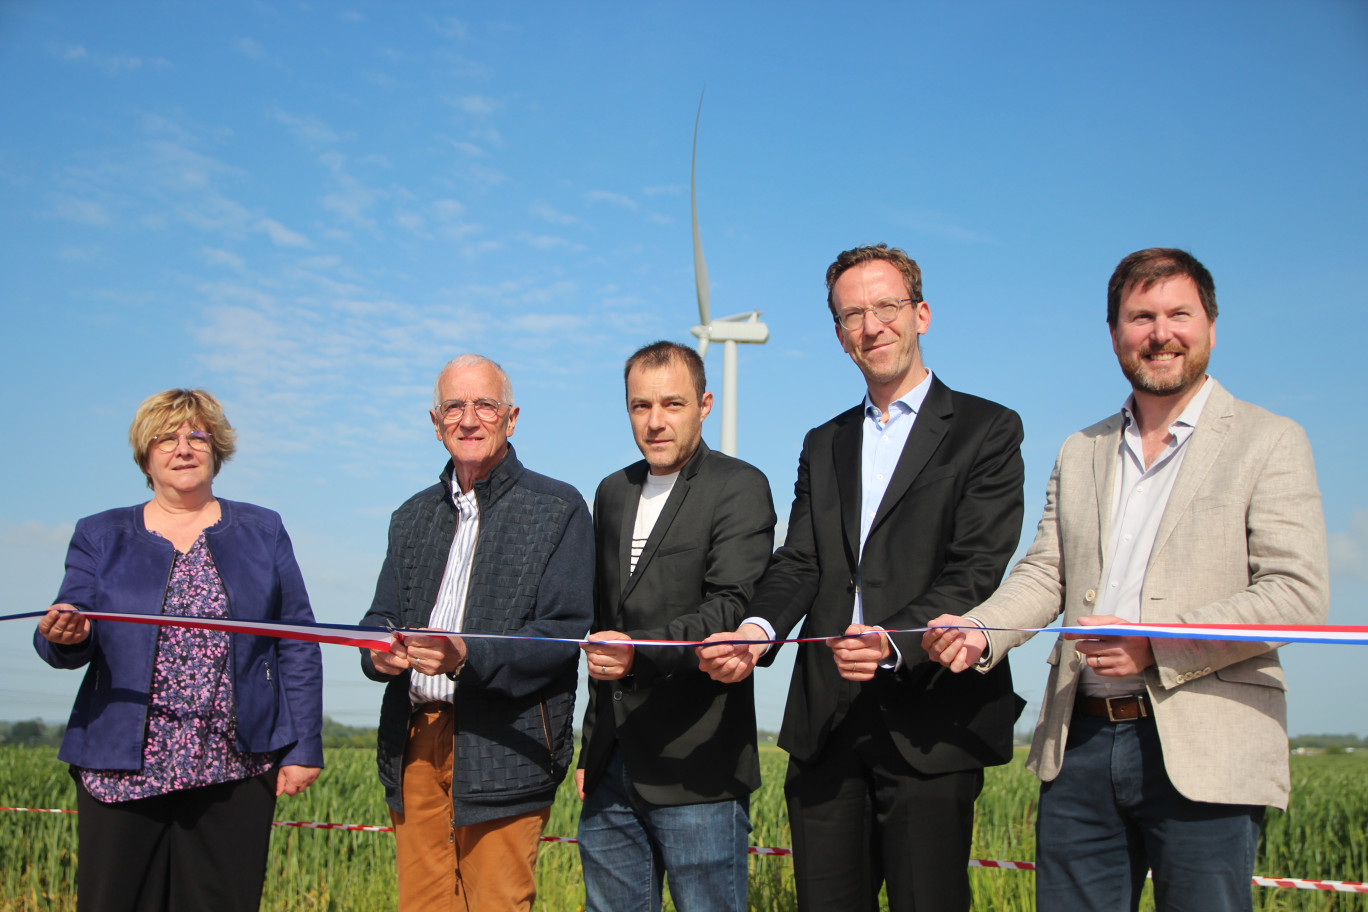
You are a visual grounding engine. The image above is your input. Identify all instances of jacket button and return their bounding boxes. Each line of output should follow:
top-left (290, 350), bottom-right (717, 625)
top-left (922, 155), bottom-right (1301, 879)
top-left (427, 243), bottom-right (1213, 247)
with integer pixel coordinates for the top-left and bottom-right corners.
top-left (1084, 589), bottom-right (1097, 603)
top-left (612, 691), bottom-right (623, 702)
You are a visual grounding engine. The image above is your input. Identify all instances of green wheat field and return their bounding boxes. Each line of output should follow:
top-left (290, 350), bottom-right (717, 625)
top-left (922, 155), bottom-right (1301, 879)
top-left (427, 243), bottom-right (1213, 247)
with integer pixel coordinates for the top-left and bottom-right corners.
top-left (2, 746), bottom-right (1365, 911)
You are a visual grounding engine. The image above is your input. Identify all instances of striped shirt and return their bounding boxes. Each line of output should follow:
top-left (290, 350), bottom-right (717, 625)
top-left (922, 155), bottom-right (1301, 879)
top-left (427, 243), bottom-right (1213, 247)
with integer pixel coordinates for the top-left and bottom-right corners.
top-left (630, 471), bottom-right (679, 574)
top-left (409, 488), bottom-right (480, 705)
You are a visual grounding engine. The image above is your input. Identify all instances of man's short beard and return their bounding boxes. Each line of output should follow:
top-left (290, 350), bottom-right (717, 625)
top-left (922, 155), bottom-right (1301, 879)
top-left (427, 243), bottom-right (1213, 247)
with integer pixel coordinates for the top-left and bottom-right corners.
top-left (1120, 347), bottom-right (1210, 397)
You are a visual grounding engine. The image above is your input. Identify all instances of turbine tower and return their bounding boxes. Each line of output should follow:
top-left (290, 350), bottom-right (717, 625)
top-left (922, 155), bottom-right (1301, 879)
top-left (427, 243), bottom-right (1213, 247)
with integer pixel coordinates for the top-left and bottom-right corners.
top-left (688, 95), bottom-right (769, 456)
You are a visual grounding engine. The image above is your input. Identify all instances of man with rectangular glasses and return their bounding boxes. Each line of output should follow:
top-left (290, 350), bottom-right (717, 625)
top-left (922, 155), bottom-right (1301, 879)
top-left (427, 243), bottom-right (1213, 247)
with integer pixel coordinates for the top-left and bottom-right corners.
top-left (699, 244), bottom-right (1026, 911)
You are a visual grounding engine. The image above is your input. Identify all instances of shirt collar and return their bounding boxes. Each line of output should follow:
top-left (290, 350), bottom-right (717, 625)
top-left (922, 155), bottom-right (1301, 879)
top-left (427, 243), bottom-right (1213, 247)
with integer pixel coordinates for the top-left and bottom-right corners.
top-left (452, 487), bottom-right (479, 520)
top-left (864, 369), bottom-right (934, 424)
top-left (1120, 375), bottom-right (1214, 434)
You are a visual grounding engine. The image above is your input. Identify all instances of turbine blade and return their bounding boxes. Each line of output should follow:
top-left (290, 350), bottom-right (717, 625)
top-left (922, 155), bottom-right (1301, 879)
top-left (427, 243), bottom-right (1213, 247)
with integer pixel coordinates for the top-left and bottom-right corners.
top-left (691, 90), bottom-right (710, 327)
top-left (698, 336), bottom-right (710, 359)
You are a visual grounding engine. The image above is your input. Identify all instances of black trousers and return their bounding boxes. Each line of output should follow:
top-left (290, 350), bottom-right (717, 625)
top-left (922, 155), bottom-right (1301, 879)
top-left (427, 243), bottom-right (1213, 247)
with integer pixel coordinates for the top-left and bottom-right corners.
top-left (784, 694), bottom-right (984, 912)
top-left (74, 769), bottom-right (278, 912)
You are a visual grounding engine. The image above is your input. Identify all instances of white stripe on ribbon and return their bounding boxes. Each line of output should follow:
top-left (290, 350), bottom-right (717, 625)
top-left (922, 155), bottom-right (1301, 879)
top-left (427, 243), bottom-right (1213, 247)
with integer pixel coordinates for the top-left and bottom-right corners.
top-left (10, 610), bottom-right (1368, 649)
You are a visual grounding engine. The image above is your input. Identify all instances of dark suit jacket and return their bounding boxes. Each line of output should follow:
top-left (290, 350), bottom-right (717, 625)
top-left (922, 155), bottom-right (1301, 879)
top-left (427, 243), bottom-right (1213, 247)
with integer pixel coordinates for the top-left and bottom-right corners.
top-left (579, 441), bottom-right (776, 805)
top-left (751, 375), bottom-right (1026, 773)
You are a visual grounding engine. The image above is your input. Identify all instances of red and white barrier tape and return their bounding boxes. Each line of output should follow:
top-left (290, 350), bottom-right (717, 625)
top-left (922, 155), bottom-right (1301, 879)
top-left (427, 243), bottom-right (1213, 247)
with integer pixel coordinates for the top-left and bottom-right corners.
top-left (4, 806), bottom-right (1362, 891)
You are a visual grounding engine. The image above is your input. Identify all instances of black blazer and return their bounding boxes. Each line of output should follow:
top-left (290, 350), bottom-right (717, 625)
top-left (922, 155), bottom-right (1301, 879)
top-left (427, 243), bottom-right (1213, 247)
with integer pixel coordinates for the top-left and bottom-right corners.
top-left (751, 376), bottom-right (1027, 773)
top-left (579, 441), bottom-right (776, 805)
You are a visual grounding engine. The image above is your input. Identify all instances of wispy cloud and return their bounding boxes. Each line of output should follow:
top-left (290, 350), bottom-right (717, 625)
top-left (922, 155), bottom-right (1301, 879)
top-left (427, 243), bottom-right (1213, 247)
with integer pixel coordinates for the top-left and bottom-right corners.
top-left (584, 190), bottom-right (638, 211)
top-left (524, 234), bottom-right (584, 251)
top-left (462, 239), bottom-right (502, 257)
top-left (432, 199), bottom-right (465, 221)
top-left (470, 127), bottom-right (503, 147)
top-left (446, 95), bottom-right (501, 116)
top-left (202, 246), bottom-right (245, 269)
top-left (56, 245), bottom-right (104, 262)
top-left (234, 37), bottom-right (265, 60)
top-left (394, 198), bottom-right (476, 239)
top-left (394, 210), bottom-right (427, 233)
top-left (185, 266), bottom-right (603, 465)
top-left (431, 17), bottom-right (469, 40)
top-left (50, 194), bottom-right (111, 226)
top-left (447, 140), bottom-right (484, 157)
top-left (0, 520), bottom-right (75, 550)
top-left (271, 109), bottom-right (346, 148)
top-left (363, 70), bottom-right (398, 89)
top-left (531, 201), bottom-right (581, 226)
top-left (258, 217), bottom-right (311, 248)
top-left (318, 151), bottom-right (384, 232)
top-left (464, 164), bottom-right (508, 188)
top-left (901, 208), bottom-right (995, 244)
top-left (1330, 510), bottom-right (1368, 582)
top-left (52, 43), bottom-right (172, 73)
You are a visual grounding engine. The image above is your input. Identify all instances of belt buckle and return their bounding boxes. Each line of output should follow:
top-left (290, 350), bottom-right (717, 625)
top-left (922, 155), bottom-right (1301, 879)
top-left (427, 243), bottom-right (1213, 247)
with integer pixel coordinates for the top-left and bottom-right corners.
top-left (1105, 695), bottom-right (1146, 722)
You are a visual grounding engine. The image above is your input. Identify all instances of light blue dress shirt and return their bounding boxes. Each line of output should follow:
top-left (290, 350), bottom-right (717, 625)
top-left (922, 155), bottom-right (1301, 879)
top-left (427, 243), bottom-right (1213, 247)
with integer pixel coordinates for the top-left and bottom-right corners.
top-left (746, 371), bottom-right (934, 667)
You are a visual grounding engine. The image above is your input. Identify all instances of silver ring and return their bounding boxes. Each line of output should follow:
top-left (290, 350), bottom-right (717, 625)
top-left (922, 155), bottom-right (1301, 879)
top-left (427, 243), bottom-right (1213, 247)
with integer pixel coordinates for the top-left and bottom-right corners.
top-left (600, 665), bottom-right (609, 674)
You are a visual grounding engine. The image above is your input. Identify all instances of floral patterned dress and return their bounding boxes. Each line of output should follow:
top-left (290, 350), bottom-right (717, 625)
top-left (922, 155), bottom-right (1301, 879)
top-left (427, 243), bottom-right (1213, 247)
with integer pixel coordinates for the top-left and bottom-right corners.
top-left (80, 532), bottom-right (275, 803)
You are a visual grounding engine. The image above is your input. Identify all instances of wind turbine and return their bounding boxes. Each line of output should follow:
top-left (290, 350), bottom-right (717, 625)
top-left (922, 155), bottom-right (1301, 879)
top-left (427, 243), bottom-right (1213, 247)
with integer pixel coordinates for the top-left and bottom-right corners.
top-left (688, 96), bottom-right (768, 457)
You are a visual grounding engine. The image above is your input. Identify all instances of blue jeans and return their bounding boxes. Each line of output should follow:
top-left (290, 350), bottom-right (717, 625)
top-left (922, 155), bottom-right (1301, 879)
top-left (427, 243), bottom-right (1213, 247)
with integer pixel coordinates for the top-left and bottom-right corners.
top-left (577, 749), bottom-right (750, 912)
top-left (1035, 710), bottom-right (1263, 912)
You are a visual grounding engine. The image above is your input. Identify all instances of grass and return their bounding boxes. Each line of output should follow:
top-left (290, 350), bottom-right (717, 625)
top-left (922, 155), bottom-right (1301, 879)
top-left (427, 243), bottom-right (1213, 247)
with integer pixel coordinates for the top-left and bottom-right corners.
top-left (2, 746), bottom-right (1366, 910)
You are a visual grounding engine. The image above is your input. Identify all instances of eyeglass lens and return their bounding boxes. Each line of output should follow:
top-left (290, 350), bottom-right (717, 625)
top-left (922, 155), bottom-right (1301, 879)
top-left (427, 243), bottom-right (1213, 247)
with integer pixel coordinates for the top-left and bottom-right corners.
top-left (153, 432), bottom-right (212, 453)
top-left (440, 399), bottom-right (503, 421)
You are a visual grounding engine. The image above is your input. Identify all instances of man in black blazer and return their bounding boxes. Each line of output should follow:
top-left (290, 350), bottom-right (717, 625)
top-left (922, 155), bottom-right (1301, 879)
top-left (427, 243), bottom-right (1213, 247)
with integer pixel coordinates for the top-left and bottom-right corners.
top-left (576, 341), bottom-right (776, 912)
top-left (699, 245), bottom-right (1026, 911)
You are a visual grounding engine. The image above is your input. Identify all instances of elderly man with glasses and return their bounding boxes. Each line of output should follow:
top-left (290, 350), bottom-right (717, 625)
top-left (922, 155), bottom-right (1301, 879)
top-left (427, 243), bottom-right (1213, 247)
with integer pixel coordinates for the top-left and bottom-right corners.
top-left (360, 353), bottom-right (593, 912)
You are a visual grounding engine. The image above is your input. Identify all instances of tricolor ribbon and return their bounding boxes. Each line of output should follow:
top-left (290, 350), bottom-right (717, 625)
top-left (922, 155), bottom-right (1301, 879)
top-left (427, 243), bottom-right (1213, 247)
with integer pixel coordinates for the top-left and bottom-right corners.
top-left (7, 610), bottom-right (1368, 648)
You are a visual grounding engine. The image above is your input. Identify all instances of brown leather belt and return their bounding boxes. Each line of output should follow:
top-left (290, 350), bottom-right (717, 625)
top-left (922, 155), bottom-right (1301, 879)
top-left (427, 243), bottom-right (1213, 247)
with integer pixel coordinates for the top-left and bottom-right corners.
top-left (1076, 693), bottom-right (1151, 722)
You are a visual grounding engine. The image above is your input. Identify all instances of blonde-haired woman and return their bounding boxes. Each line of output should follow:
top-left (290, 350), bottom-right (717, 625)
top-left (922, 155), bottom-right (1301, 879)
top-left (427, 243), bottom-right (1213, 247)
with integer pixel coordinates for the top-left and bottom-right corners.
top-left (35, 388), bottom-right (324, 912)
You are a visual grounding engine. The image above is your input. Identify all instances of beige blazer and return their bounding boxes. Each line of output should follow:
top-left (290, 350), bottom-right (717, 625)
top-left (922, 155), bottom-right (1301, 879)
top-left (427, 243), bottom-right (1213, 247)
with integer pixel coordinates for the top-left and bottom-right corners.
top-left (970, 379), bottom-right (1329, 809)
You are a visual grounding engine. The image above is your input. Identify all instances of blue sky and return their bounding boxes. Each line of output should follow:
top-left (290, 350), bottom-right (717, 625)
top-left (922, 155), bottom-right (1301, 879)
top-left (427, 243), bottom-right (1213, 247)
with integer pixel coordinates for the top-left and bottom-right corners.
top-left (2, 1), bottom-right (1365, 738)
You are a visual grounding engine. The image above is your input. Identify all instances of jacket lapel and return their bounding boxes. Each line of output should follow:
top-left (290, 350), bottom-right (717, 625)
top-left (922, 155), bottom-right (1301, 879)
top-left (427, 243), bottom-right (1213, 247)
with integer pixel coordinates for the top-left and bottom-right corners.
top-left (618, 442), bottom-right (707, 601)
top-left (869, 377), bottom-right (950, 534)
top-left (614, 463), bottom-right (645, 599)
top-left (833, 409), bottom-right (863, 567)
top-left (1149, 380), bottom-right (1234, 563)
top-left (1092, 414), bottom-right (1123, 552)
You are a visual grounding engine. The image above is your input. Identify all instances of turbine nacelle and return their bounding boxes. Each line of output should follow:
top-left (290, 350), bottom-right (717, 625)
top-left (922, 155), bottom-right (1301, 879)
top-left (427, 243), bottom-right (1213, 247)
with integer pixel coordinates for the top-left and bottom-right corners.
top-left (690, 311), bottom-right (770, 359)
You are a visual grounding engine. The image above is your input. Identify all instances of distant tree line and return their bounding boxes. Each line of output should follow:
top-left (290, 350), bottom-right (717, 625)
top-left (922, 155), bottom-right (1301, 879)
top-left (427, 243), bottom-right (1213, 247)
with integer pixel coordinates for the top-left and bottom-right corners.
top-left (0, 719), bottom-right (66, 748)
top-left (1288, 733), bottom-right (1368, 751)
top-left (5, 718), bottom-right (1362, 753)
top-left (0, 718), bottom-right (376, 750)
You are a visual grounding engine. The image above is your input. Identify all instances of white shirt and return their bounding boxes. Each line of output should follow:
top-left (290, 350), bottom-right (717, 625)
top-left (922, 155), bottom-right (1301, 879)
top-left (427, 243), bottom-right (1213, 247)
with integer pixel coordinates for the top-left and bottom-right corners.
top-left (410, 488), bottom-right (480, 705)
top-left (1082, 376), bottom-right (1214, 697)
top-left (630, 471), bottom-right (679, 574)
